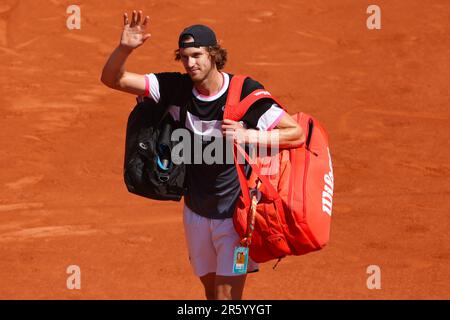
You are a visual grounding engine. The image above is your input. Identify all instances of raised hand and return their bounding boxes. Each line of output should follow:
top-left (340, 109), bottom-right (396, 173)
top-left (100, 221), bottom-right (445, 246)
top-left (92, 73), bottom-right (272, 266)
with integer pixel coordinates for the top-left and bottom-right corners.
top-left (120, 10), bottom-right (151, 51)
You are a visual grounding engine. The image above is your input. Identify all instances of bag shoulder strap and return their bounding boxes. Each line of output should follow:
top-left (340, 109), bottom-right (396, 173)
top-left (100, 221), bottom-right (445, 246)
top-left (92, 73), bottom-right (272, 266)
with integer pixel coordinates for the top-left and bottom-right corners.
top-left (225, 75), bottom-right (248, 107)
top-left (224, 75), bottom-right (290, 207)
top-left (224, 75), bottom-right (287, 122)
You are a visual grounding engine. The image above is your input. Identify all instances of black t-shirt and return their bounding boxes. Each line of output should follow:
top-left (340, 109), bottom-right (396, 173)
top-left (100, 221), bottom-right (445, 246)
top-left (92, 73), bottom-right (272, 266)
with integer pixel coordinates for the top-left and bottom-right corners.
top-left (145, 72), bottom-right (284, 219)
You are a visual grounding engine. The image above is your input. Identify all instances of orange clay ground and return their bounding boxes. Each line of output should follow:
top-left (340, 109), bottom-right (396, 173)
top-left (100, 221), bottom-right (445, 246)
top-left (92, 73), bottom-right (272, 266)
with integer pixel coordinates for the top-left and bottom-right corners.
top-left (0, 0), bottom-right (449, 299)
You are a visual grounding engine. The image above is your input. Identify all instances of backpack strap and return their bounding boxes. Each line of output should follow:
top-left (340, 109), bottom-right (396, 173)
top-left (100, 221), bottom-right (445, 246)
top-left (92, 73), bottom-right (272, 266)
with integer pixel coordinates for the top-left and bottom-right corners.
top-left (233, 142), bottom-right (286, 248)
top-left (225, 75), bottom-right (290, 249)
top-left (223, 75), bottom-right (249, 206)
top-left (224, 75), bottom-right (287, 208)
top-left (224, 75), bottom-right (287, 122)
top-left (234, 143), bottom-right (284, 204)
top-left (224, 75), bottom-right (248, 111)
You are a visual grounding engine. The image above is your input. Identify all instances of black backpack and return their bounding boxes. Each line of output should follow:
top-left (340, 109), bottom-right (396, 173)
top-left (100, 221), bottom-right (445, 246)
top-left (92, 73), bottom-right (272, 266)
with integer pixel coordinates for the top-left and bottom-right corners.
top-left (123, 97), bottom-right (186, 201)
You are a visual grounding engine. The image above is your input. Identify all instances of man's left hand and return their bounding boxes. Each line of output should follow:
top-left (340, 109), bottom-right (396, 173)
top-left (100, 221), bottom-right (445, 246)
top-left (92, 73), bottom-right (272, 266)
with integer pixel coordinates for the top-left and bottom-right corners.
top-left (222, 119), bottom-right (247, 143)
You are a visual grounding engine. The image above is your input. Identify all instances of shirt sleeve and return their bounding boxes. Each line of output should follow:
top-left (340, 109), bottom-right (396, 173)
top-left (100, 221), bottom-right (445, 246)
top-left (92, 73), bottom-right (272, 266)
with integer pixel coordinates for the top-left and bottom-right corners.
top-left (144, 72), bottom-right (186, 106)
top-left (144, 73), bottom-right (160, 103)
top-left (239, 77), bottom-right (285, 131)
top-left (241, 100), bottom-right (285, 130)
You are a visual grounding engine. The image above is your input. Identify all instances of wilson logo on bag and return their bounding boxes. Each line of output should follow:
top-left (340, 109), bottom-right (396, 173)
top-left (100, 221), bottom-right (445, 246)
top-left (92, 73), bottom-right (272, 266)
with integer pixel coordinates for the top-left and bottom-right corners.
top-left (224, 75), bottom-right (334, 264)
top-left (322, 148), bottom-right (334, 216)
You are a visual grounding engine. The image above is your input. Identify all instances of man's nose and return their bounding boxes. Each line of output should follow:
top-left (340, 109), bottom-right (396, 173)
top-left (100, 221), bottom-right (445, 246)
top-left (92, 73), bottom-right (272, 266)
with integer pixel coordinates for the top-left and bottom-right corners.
top-left (187, 57), bottom-right (196, 68)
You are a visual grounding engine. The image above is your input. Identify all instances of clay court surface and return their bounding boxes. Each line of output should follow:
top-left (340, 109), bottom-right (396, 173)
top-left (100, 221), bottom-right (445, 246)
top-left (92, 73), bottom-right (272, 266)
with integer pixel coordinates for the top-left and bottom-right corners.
top-left (0, 0), bottom-right (449, 299)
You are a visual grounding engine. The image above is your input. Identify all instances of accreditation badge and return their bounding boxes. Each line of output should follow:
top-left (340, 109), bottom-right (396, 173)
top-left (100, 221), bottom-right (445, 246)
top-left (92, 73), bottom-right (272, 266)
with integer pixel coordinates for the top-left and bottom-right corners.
top-left (232, 246), bottom-right (249, 274)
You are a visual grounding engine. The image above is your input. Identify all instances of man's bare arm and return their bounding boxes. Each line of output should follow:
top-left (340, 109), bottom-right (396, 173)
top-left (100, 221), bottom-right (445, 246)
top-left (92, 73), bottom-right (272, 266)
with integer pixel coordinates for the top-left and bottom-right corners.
top-left (222, 112), bottom-right (305, 149)
top-left (271, 112), bottom-right (305, 148)
top-left (100, 10), bottom-right (151, 96)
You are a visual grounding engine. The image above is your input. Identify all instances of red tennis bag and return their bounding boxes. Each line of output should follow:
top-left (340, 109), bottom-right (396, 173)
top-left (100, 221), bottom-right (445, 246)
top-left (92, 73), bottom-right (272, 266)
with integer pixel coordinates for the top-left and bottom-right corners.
top-left (224, 75), bottom-right (334, 264)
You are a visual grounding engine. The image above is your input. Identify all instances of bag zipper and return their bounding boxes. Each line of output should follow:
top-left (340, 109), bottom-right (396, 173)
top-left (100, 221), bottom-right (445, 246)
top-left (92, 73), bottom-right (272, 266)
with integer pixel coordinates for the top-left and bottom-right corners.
top-left (306, 118), bottom-right (318, 157)
top-left (288, 115), bottom-right (312, 221)
top-left (303, 147), bottom-right (311, 220)
top-left (303, 118), bottom-right (314, 220)
top-left (301, 118), bottom-right (322, 248)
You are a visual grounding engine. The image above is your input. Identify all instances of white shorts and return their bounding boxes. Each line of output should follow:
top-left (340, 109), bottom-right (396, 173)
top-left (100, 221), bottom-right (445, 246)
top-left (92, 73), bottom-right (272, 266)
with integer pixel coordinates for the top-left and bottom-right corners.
top-left (183, 205), bottom-right (259, 277)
